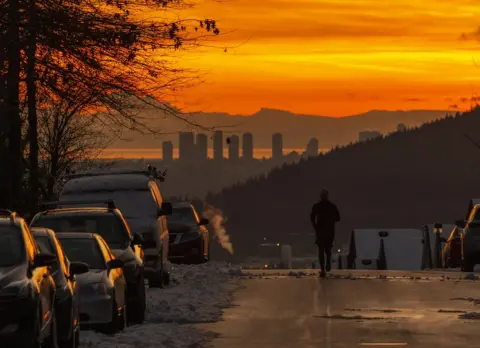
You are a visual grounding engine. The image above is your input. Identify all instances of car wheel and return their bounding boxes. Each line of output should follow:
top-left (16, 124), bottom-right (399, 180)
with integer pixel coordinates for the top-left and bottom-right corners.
top-left (99, 299), bottom-right (120, 335)
top-left (119, 295), bottom-right (127, 331)
top-left (74, 328), bottom-right (80, 348)
top-left (128, 275), bottom-right (146, 324)
top-left (149, 253), bottom-right (165, 288)
top-left (461, 258), bottom-right (474, 272)
top-left (26, 303), bottom-right (42, 348)
top-left (162, 270), bottom-right (170, 286)
top-left (43, 309), bottom-right (58, 348)
top-left (59, 309), bottom-right (77, 348)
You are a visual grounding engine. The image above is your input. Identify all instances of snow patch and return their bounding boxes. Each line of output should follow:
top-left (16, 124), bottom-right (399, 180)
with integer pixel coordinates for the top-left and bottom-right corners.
top-left (79, 262), bottom-right (239, 348)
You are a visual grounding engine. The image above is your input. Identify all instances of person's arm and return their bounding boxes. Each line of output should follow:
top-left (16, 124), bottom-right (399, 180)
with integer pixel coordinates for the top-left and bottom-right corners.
top-left (310, 204), bottom-right (317, 228)
top-left (334, 204), bottom-right (340, 222)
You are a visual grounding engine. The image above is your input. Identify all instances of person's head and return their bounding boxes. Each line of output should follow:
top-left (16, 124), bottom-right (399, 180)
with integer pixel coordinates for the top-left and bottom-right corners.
top-left (320, 189), bottom-right (329, 201)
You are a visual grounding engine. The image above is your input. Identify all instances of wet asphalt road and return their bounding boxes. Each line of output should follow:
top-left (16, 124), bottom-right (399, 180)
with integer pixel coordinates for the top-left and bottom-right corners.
top-left (198, 270), bottom-right (480, 348)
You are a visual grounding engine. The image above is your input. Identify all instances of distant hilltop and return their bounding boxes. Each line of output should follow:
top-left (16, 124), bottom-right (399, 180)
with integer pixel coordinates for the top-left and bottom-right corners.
top-left (107, 108), bottom-right (450, 150)
top-left (206, 107), bottom-right (480, 256)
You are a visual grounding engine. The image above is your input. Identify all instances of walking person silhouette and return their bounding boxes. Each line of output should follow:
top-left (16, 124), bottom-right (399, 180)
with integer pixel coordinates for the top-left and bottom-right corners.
top-left (310, 189), bottom-right (340, 278)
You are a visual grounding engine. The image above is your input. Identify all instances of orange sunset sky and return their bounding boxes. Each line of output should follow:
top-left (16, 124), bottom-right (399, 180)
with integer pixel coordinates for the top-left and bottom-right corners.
top-left (164, 0), bottom-right (480, 116)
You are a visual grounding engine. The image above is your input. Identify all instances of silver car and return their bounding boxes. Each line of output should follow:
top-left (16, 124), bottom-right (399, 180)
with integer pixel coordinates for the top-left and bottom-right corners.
top-left (57, 232), bottom-right (127, 334)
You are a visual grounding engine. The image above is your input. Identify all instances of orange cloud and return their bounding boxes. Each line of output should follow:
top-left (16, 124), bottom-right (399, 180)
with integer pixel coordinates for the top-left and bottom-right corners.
top-left (167, 0), bottom-right (480, 116)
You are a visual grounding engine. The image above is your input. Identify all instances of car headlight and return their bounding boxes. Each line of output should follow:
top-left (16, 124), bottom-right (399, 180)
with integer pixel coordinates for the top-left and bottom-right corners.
top-left (181, 231), bottom-right (200, 242)
top-left (82, 283), bottom-right (109, 296)
top-left (0, 282), bottom-right (31, 299)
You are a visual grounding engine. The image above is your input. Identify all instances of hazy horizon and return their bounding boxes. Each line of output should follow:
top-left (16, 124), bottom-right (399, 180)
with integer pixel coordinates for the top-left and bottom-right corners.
top-left (101, 147), bottom-right (331, 159)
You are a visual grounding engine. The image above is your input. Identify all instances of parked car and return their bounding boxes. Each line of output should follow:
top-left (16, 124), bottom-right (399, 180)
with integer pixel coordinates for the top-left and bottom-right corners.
top-left (0, 209), bottom-right (57, 348)
top-left (441, 225), bottom-right (462, 268)
top-left (31, 201), bottom-right (147, 324)
top-left (56, 169), bottom-right (173, 287)
top-left (31, 227), bottom-right (89, 348)
top-left (457, 205), bottom-right (480, 271)
top-left (56, 232), bottom-right (127, 334)
top-left (167, 202), bottom-right (210, 264)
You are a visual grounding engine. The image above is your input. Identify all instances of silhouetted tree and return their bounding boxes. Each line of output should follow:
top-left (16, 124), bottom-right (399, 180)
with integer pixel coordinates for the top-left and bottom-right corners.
top-left (35, 82), bottom-right (111, 200)
top-left (2, 0), bottom-right (222, 211)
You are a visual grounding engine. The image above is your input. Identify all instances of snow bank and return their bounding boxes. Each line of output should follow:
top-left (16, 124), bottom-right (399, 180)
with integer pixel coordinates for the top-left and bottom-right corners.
top-left (147, 262), bottom-right (237, 324)
top-left (80, 261), bottom-right (239, 348)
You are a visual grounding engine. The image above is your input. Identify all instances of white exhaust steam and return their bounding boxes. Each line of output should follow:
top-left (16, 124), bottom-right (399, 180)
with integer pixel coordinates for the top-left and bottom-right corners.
top-left (202, 204), bottom-right (234, 255)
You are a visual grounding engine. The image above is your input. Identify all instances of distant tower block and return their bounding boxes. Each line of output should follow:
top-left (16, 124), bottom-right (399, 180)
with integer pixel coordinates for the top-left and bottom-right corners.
top-left (178, 131), bottom-right (195, 161)
top-left (162, 141), bottom-right (173, 162)
top-left (306, 137), bottom-right (319, 157)
top-left (242, 133), bottom-right (253, 160)
top-left (272, 133), bottom-right (283, 160)
top-left (213, 130), bottom-right (223, 161)
top-left (196, 133), bottom-right (208, 161)
top-left (228, 135), bottom-right (240, 161)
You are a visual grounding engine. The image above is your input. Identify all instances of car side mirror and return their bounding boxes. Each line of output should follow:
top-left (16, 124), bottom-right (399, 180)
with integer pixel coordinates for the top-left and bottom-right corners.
top-left (132, 233), bottom-right (144, 245)
top-left (198, 218), bottom-right (209, 226)
top-left (70, 261), bottom-right (89, 275)
top-left (107, 259), bottom-right (124, 270)
top-left (32, 252), bottom-right (56, 268)
top-left (158, 202), bottom-right (172, 216)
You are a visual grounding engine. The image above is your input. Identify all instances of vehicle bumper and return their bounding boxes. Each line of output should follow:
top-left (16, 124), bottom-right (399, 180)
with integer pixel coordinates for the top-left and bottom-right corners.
top-left (169, 238), bottom-right (203, 262)
top-left (79, 295), bottom-right (113, 325)
top-left (0, 298), bottom-right (36, 344)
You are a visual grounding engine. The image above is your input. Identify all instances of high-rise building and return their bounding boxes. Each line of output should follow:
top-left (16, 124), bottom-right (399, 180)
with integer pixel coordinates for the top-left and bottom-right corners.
top-left (306, 137), bottom-right (319, 157)
top-left (272, 133), bottom-right (283, 160)
top-left (228, 135), bottom-right (240, 161)
top-left (196, 133), bottom-right (208, 161)
top-left (213, 131), bottom-right (223, 161)
top-left (162, 141), bottom-right (173, 162)
top-left (242, 133), bottom-right (253, 160)
top-left (179, 132), bottom-right (195, 161)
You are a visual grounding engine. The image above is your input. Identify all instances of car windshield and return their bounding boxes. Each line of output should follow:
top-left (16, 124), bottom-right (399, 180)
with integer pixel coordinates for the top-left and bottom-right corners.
top-left (32, 214), bottom-right (129, 249)
top-left (33, 235), bottom-right (59, 273)
top-left (168, 207), bottom-right (197, 224)
top-left (58, 238), bottom-right (106, 270)
top-left (0, 226), bottom-right (25, 267)
top-left (60, 189), bottom-right (157, 220)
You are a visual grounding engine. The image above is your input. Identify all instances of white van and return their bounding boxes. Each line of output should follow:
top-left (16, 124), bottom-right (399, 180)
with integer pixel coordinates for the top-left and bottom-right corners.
top-left (58, 169), bottom-right (172, 287)
top-left (348, 228), bottom-right (424, 270)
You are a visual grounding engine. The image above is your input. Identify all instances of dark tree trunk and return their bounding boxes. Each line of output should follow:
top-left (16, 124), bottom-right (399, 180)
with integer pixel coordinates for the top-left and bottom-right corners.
top-left (27, 0), bottom-right (39, 214)
top-left (0, 39), bottom-right (8, 209)
top-left (5, 0), bottom-right (22, 211)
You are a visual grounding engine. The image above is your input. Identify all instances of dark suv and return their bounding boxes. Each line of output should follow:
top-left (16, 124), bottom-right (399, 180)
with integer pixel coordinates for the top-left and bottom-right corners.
top-left (167, 202), bottom-right (210, 264)
top-left (0, 209), bottom-right (57, 348)
top-left (30, 200), bottom-right (148, 324)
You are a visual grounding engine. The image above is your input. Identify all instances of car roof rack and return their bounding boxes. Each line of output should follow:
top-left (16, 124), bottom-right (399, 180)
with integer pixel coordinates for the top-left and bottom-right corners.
top-left (0, 209), bottom-right (16, 222)
top-left (65, 167), bottom-right (167, 182)
top-left (42, 200), bottom-right (116, 210)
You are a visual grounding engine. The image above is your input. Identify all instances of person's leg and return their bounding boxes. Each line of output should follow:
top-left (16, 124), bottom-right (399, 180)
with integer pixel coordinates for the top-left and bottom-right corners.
top-left (325, 239), bottom-right (333, 272)
top-left (318, 242), bottom-right (326, 271)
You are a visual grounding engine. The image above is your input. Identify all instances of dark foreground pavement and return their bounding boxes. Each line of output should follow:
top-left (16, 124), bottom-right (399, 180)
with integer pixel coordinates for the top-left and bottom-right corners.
top-left (197, 270), bottom-right (480, 348)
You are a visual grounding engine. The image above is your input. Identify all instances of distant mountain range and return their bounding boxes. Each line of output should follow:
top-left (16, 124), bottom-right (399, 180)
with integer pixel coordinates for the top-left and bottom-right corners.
top-left (207, 107), bottom-right (480, 257)
top-left (108, 108), bottom-right (450, 150)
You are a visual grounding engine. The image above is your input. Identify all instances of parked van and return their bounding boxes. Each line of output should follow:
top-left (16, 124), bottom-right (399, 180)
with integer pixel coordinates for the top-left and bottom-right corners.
top-left (58, 169), bottom-right (172, 287)
top-left (348, 228), bottom-right (424, 270)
